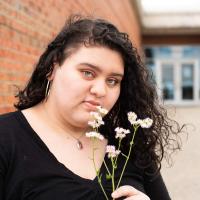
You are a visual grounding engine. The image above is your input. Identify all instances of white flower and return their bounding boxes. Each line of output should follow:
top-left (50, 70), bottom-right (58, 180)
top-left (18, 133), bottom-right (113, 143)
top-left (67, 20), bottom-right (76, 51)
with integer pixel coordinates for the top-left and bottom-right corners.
top-left (127, 112), bottom-right (138, 125)
top-left (133, 119), bottom-right (143, 126)
top-left (139, 118), bottom-right (153, 128)
top-left (90, 112), bottom-right (102, 121)
top-left (115, 133), bottom-right (126, 139)
top-left (88, 111), bottom-right (105, 128)
top-left (85, 131), bottom-right (104, 140)
top-left (115, 127), bottom-right (130, 139)
top-left (106, 145), bottom-right (121, 158)
top-left (96, 106), bottom-right (108, 116)
top-left (88, 119), bottom-right (104, 128)
top-left (127, 112), bottom-right (153, 128)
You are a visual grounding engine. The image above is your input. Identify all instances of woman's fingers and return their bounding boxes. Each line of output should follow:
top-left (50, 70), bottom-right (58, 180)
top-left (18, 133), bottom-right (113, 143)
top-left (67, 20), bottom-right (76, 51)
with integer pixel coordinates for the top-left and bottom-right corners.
top-left (111, 185), bottom-right (150, 200)
top-left (111, 185), bottom-right (139, 198)
top-left (124, 195), bottom-right (150, 200)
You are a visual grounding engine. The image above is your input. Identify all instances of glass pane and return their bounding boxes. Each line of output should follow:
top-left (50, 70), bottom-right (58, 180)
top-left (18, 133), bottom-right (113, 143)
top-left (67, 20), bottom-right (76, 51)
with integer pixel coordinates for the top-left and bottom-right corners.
top-left (158, 47), bottom-right (172, 58)
top-left (199, 66), bottom-right (200, 99)
top-left (183, 47), bottom-right (200, 58)
top-left (146, 61), bottom-right (156, 85)
top-left (144, 47), bottom-right (156, 84)
top-left (162, 64), bottom-right (174, 100)
top-left (181, 64), bottom-right (194, 100)
top-left (145, 48), bottom-right (154, 59)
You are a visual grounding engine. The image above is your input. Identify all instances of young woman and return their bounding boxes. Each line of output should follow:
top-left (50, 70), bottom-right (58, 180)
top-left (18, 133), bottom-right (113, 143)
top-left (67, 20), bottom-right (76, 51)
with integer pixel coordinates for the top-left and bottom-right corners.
top-left (0, 15), bottom-right (182, 200)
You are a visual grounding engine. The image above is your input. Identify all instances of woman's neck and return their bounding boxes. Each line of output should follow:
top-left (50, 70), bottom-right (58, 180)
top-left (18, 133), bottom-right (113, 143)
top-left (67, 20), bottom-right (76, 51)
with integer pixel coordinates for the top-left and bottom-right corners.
top-left (32, 102), bottom-right (91, 139)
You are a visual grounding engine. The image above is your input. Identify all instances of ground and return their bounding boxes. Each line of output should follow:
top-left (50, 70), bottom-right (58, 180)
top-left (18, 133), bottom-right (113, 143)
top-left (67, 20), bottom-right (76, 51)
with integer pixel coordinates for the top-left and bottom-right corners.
top-left (161, 106), bottom-right (200, 200)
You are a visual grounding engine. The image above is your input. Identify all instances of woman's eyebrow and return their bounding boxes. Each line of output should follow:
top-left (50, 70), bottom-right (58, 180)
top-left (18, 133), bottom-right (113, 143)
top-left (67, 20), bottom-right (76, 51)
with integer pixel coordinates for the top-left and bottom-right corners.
top-left (79, 62), bottom-right (124, 78)
top-left (80, 62), bottom-right (102, 72)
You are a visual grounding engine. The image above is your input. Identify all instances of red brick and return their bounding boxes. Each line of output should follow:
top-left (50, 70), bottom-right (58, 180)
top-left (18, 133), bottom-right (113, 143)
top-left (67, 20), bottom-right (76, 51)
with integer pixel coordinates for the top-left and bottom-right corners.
top-left (0, 95), bottom-right (16, 105)
top-left (0, 82), bottom-right (18, 94)
top-left (0, 106), bottom-right (15, 114)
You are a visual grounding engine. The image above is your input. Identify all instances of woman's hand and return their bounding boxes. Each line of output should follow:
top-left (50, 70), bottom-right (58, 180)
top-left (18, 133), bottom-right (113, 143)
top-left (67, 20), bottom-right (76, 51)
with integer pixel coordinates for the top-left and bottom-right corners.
top-left (111, 185), bottom-right (150, 200)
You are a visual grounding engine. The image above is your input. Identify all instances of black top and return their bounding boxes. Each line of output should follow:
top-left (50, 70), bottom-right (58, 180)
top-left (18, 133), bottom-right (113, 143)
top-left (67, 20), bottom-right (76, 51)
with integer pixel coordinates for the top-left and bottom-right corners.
top-left (0, 111), bottom-right (171, 200)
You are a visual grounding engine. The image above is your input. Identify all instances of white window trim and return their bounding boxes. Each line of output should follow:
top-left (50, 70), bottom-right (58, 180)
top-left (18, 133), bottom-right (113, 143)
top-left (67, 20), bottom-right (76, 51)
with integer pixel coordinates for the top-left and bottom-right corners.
top-left (155, 58), bottom-right (200, 106)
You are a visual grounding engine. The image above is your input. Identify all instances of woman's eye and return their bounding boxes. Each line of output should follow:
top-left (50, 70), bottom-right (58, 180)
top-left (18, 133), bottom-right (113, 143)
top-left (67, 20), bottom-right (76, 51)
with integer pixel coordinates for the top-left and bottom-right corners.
top-left (107, 79), bottom-right (119, 86)
top-left (82, 71), bottom-right (94, 78)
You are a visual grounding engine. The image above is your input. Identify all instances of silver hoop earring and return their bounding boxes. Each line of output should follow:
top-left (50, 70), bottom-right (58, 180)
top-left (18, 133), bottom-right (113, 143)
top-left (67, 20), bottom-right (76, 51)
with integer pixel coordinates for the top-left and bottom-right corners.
top-left (45, 80), bottom-right (51, 101)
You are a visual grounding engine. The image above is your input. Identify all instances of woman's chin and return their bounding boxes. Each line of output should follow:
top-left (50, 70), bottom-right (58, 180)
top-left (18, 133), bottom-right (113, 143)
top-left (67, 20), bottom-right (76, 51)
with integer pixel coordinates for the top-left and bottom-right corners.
top-left (74, 118), bottom-right (90, 129)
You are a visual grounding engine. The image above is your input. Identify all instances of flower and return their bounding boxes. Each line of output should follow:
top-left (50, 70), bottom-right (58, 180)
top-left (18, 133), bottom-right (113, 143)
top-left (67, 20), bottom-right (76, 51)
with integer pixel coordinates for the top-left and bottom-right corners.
top-left (88, 119), bottom-right (104, 128)
top-left (96, 106), bottom-right (108, 116)
top-left (86, 131), bottom-right (104, 140)
top-left (88, 111), bottom-right (105, 128)
top-left (88, 109), bottom-right (153, 200)
top-left (115, 127), bottom-right (130, 139)
top-left (139, 118), bottom-right (153, 128)
top-left (106, 145), bottom-right (121, 158)
top-left (90, 111), bottom-right (102, 121)
top-left (133, 119), bottom-right (143, 126)
top-left (127, 112), bottom-right (153, 128)
top-left (127, 112), bottom-right (138, 125)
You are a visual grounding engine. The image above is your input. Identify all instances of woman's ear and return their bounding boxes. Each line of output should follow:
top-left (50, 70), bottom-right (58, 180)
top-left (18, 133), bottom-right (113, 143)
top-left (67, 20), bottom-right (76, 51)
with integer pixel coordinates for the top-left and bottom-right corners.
top-left (47, 63), bottom-right (59, 81)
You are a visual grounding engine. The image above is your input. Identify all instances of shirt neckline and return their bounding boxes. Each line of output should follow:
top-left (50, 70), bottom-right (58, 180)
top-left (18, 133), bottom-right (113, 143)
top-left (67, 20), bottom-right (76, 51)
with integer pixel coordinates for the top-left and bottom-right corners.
top-left (14, 109), bottom-right (108, 185)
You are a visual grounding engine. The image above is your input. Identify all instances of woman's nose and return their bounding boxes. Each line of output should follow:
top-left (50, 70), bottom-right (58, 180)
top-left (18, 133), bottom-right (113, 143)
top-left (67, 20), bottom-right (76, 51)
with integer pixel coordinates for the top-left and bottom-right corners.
top-left (90, 80), bottom-right (106, 98)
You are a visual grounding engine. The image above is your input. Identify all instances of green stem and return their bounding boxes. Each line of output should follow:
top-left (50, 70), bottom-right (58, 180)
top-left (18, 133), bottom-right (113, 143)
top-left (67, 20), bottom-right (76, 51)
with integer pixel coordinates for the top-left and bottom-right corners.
top-left (103, 160), bottom-right (111, 176)
top-left (116, 126), bottom-right (138, 189)
top-left (97, 176), bottom-right (109, 200)
top-left (121, 152), bottom-right (128, 158)
top-left (92, 137), bottom-right (109, 200)
top-left (114, 139), bottom-right (122, 166)
top-left (111, 157), bottom-right (115, 192)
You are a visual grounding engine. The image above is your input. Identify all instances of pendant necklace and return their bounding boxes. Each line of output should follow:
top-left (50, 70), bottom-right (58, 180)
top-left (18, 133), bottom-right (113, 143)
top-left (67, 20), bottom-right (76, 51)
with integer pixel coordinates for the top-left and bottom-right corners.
top-left (68, 132), bottom-right (85, 150)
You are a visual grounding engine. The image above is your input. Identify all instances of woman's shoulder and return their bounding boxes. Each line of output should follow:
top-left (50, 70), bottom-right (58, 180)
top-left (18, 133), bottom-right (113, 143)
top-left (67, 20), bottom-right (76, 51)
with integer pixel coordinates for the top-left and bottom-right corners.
top-left (0, 110), bottom-right (23, 142)
top-left (0, 110), bottom-right (17, 119)
top-left (0, 110), bottom-right (20, 129)
top-left (0, 111), bottom-right (20, 166)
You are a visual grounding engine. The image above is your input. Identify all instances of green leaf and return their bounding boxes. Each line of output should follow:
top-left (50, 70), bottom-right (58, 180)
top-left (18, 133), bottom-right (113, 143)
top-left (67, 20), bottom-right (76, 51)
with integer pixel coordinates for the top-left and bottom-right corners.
top-left (106, 173), bottom-right (112, 180)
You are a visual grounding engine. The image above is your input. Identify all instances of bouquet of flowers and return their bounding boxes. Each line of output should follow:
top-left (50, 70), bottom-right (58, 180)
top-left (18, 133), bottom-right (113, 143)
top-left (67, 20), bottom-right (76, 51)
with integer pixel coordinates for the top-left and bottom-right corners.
top-left (86, 106), bottom-right (153, 200)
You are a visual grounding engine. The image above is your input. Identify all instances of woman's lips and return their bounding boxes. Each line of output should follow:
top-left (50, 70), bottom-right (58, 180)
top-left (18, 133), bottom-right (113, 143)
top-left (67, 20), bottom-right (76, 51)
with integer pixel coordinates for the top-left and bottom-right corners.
top-left (83, 101), bottom-right (100, 111)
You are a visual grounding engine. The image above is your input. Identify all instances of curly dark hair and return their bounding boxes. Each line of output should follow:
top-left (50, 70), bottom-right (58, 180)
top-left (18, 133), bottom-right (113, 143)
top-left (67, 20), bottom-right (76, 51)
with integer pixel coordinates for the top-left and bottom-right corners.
top-left (14, 14), bottom-right (183, 175)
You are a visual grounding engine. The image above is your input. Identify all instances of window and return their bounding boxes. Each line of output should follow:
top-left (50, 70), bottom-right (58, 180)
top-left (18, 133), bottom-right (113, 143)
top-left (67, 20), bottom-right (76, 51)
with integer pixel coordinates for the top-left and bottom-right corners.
top-left (162, 64), bottom-right (174, 100)
top-left (144, 46), bottom-right (200, 105)
top-left (181, 64), bottom-right (194, 100)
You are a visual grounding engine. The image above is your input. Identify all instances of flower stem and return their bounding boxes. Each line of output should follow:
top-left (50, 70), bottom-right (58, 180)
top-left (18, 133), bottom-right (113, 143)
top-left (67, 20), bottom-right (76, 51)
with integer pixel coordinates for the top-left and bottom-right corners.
top-left (92, 137), bottom-right (109, 200)
top-left (116, 126), bottom-right (138, 189)
top-left (114, 139), bottom-right (122, 166)
top-left (121, 152), bottom-right (128, 158)
top-left (103, 160), bottom-right (111, 176)
top-left (97, 177), bottom-right (109, 200)
top-left (111, 157), bottom-right (115, 192)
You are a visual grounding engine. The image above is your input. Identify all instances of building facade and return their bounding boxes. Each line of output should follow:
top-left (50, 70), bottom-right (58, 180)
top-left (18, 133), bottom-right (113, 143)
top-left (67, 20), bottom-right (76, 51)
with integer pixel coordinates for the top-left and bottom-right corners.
top-left (144, 45), bottom-right (200, 106)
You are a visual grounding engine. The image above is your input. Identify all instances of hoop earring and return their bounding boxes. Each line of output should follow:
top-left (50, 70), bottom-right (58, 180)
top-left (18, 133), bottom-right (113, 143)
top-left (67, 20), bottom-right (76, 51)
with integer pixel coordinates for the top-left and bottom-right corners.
top-left (45, 80), bottom-right (51, 101)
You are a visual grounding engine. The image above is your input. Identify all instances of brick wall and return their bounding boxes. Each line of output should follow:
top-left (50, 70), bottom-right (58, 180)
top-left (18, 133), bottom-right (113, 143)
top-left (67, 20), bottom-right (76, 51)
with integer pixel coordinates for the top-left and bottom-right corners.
top-left (0, 0), bottom-right (141, 114)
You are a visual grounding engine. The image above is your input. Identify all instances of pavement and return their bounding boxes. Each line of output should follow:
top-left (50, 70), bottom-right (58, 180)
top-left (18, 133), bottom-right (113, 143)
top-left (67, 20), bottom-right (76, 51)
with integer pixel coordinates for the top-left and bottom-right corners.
top-left (161, 106), bottom-right (200, 200)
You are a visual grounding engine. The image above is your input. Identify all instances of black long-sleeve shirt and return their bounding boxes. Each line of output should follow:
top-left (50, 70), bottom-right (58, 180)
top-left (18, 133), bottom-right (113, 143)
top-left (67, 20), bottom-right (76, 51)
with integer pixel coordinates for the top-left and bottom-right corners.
top-left (0, 111), bottom-right (171, 200)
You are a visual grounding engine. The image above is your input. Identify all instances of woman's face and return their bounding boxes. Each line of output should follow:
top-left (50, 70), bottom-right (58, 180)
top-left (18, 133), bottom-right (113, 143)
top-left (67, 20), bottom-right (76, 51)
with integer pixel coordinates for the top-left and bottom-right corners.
top-left (48, 46), bottom-right (124, 128)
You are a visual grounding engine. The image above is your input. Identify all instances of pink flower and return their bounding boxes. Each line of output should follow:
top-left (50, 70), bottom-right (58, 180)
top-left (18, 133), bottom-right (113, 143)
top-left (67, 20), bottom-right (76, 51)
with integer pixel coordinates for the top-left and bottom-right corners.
top-left (115, 127), bottom-right (130, 139)
top-left (86, 131), bottom-right (104, 140)
top-left (106, 145), bottom-right (121, 158)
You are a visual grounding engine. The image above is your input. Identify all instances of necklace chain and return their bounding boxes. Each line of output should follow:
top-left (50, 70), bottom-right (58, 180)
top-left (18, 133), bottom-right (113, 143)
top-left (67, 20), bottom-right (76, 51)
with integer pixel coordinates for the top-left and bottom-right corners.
top-left (42, 107), bottom-right (85, 150)
top-left (67, 132), bottom-right (85, 150)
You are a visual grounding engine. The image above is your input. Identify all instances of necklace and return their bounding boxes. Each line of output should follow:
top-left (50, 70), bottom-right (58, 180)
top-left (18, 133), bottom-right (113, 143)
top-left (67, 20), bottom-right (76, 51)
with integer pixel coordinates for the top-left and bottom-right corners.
top-left (68, 132), bottom-right (85, 150)
top-left (42, 108), bottom-right (85, 150)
